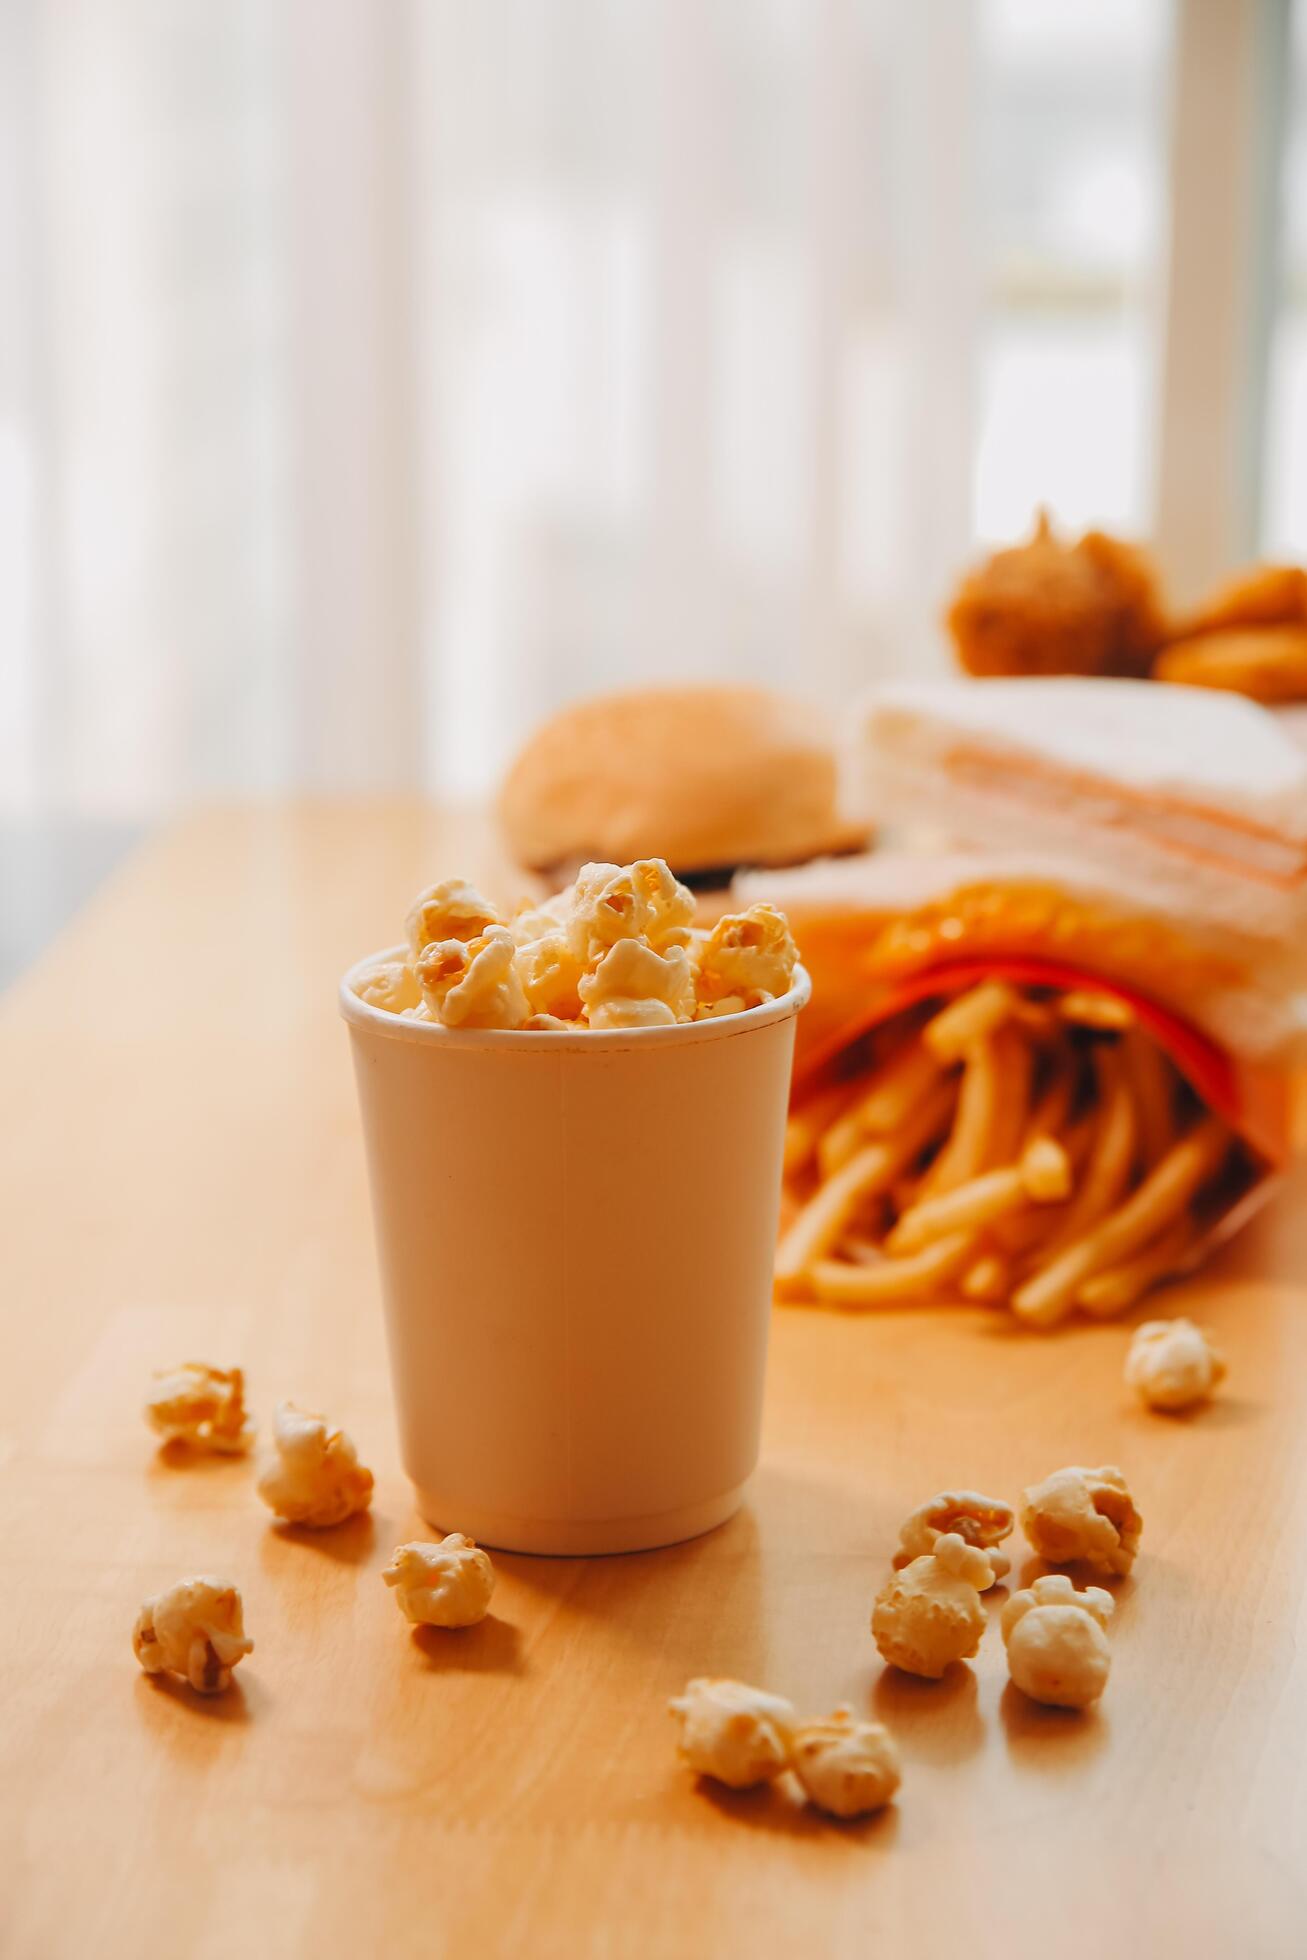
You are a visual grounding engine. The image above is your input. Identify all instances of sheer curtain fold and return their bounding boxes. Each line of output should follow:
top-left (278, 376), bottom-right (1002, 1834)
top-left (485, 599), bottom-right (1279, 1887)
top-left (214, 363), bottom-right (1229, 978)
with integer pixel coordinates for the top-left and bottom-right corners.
top-left (1, 0), bottom-right (977, 819)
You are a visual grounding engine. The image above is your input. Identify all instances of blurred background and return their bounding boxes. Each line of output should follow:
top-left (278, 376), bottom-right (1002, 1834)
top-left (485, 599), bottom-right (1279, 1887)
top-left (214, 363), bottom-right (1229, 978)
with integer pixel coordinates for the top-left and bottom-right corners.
top-left (1, 0), bottom-right (1304, 973)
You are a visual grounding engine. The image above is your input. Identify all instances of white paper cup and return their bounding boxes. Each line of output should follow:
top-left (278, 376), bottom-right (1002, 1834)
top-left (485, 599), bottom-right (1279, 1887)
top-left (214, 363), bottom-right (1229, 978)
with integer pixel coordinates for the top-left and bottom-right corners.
top-left (341, 950), bottom-right (809, 1555)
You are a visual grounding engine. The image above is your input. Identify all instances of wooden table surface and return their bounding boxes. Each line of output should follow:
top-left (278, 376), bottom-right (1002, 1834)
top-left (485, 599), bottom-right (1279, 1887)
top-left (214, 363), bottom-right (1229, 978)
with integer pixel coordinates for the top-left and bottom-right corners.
top-left (4, 804), bottom-right (1307, 1960)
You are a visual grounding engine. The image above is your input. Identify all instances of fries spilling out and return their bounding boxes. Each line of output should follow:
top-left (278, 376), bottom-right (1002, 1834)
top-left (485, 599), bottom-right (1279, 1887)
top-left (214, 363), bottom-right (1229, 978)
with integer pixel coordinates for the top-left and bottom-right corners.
top-left (776, 979), bottom-right (1255, 1325)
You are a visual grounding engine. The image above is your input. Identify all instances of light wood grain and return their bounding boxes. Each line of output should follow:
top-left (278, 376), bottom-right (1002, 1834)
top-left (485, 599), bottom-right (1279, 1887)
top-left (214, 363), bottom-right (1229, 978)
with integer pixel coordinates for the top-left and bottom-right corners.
top-left (3, 804), bottom-right (1306, 1960)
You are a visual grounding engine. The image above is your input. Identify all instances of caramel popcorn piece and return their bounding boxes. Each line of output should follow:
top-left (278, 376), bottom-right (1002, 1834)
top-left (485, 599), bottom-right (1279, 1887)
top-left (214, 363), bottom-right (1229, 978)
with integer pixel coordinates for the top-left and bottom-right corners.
top-left (415, 926), bottom-right (530, 1030)
top-left (668, 1677), bottom-right (796, 1789)
top-left (892, 1490), bottom-right (1015, 1580)
top-left (578, 937), bottom-right (696, 1029)
top-left (1001, 1573), bottom-right (1114, 1709)
top-left (256, 1400), bottom-right (374, 1528)
top-left (1019, 1465), bottom-right (1141, 1576)
top-left (1125, 1318), bottom-right (1226, 1413)
top-left (145, 1363), bottom-right (254, 1455)
top-left (382, 1535), bottom-right (496, 1628)
top-left (132, 1576), bottom-right (253, 1694)
top-left (352, 959), bottom-right (422, 1015)
top-left (871, 1531), bottom-right (993, 1677)
top-left (695, 903), bottom-right (799, 1010)
top-left (405, 879), bottom-right (500, 958)
top-left (791, 1707), bottom-right (901, 1818)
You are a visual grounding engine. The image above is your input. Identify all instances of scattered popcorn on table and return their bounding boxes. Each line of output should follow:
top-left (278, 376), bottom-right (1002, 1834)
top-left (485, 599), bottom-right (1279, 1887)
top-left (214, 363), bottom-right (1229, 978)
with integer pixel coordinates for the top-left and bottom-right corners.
top-left (382, 1536), bottom-right (496, 1629)
top-left (132, 1576), bottom-right (253, 1694)
top-left (892, 1490), bottom-right (1016, 1580)
top-left (1019, 1465), bottom-right (1141, 1577)
top-left (405, 879), bottom-right (500, 957)
top-left (352, 857), bottom-right (800, 1033)
top-left (790, 1708), bottom-right (901, 1818)
top-left (1001, 1574), bottom-right (1114, 1709)
top-left (145, 1363), bottom-right (254, 1455)
top-left (872, 1531), bottom-right (994, 1677)
top-left (668, 1677), bottom-right (797, 1789)
top-left (1125, 1318), bottom-right (1226, 1413)
top-left (256, 1400), bottom-right (374, 1528)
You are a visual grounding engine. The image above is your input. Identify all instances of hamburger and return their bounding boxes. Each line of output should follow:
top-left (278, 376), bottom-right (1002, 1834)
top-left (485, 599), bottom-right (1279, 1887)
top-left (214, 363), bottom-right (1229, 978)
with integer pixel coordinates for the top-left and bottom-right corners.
top-left (496, 684), bottom-right (867, 894)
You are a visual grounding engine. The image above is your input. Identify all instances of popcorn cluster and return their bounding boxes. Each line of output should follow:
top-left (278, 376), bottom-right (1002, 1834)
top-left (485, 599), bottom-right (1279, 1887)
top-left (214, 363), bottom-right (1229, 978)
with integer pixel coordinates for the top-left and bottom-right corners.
top-left (354, 860), bottom-right (800, 1032)
top-left (669, 1677), bottom-right (900, 1819)
top-left (873, 1469), bottom-right (1143, 1708)
top-left (145, 1363), bottom-right (254, 1455)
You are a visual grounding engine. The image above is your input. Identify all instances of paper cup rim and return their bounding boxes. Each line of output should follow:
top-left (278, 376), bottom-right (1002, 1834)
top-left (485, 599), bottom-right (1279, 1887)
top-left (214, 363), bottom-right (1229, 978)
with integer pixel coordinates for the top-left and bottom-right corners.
top-left (339, 945), bottom-right (811, 1050)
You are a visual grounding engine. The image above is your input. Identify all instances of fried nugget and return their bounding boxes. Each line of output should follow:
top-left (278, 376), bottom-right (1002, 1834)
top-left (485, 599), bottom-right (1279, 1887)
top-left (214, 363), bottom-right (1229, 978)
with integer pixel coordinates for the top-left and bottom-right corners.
top-left (1155, 626), bottom-right (1307, 705)
top-left (946, 510), bottom-right (1167, 680)
top-left (1175, 563), bottom-right (1307, 640)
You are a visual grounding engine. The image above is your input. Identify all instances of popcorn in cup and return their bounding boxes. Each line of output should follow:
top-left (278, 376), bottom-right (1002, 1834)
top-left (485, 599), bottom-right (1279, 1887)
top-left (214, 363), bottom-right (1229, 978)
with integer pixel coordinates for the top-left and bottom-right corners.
top-left (341, 861), bottom-right (809, 1555)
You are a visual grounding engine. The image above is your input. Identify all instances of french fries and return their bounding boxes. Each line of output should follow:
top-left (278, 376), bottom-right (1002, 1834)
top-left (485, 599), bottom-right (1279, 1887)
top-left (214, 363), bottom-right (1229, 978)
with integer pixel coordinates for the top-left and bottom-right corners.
top-left (776, 979), bottom-right (1245, 1324)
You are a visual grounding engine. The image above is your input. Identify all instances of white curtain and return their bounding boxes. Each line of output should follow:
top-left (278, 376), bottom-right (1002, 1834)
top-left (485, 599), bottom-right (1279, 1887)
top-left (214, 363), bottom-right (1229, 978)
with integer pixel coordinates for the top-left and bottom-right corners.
top-left (1, 0), bottom-right (977, 818)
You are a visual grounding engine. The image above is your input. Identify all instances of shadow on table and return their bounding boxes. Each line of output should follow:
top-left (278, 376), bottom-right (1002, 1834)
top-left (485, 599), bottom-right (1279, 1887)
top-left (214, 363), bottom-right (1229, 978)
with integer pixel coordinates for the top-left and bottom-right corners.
top-left (870, 1660), bottom-right (985, 1764)
top-left (696, 1777), bottom-right (901, 1845)
top-left (148, 1438), bottom-right (250, 1473)
top-left (411, 1615), bottom-right (525, 1677)
top-left (998, 1680), bottom-right (1109, 1770)
top-left (264, 1510), bottom-right (379, 1566)
top-left (135, 1670), bottom-right (259, 1725)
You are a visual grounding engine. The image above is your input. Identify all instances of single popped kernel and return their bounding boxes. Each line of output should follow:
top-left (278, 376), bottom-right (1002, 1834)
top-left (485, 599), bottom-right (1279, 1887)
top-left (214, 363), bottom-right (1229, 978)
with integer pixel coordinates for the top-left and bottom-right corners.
top-left (791, 1707), bottom-right (901, 1818)
top-left (1019, 1465), bottom-right (1141, 1577)
top-left (132, 1577), bottom-right (253, 1694)
top-left (352, 960), bottom-right (421, 1015)
top-left (871, 1531), bottom-right (992, 1677)
top-left (893, 1490), bottom-right (1015, 1581)
top-left (523, 1012), bottom-right (577, 1030)
top-left (415, 927), bottom-right (530, 1030)
top-left (382, 1535), bottom-right (495, 1628)
top-left (668, 1677), bottom-right (796, 1789)
top-left (515, 929), bottom-right (585, 1022)
top-left (568, 860), bottom-right (695, 963)
top-left (578, 938), bottom-right (696, 1029)
top-left (1125, 1318), bottom-right (1226, 1413)
top-left (695, 903), bottom-right (798, 1009)
top-left (405, 879), bottom-right (500, 957)
top-left (1001, 1573), bottom-right (1114, 1709)
top-left (256, 1400), bottom-right (374, 1528)
top-left (145, 1363), bottom-right (255, 1455)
